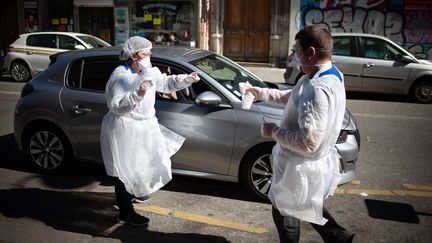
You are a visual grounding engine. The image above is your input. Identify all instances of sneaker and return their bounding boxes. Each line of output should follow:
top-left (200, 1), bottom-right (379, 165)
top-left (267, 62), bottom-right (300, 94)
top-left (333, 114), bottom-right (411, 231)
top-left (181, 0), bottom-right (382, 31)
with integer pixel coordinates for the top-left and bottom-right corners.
top-left (117, 212), bottom-right (149, 226)
top-left (131, 195), bottom-right (150, 204)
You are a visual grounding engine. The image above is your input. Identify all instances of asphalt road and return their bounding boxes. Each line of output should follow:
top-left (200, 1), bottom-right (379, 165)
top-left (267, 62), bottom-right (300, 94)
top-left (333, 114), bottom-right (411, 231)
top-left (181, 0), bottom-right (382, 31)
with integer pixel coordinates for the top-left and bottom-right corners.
top-left (0, 76), bottom-right (431, 243)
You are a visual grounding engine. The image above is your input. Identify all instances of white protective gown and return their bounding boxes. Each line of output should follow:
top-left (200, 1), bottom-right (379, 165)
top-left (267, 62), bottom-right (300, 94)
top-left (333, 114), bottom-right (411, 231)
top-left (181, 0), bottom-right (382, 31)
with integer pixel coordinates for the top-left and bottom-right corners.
top-left (264, 63), bottom-right (346, 225)
top-left (101, 65), bottom-right (193, 197)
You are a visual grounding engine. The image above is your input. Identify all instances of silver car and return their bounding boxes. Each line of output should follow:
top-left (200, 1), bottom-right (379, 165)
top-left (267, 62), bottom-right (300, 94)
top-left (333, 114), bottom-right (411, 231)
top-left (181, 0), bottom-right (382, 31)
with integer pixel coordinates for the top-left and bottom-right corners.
top-left (285, 33), bottom-right (432, 104)
top-left (4, 32), bottom-right (111, 82)
top-left (14, 46), bottom-right (360, 200)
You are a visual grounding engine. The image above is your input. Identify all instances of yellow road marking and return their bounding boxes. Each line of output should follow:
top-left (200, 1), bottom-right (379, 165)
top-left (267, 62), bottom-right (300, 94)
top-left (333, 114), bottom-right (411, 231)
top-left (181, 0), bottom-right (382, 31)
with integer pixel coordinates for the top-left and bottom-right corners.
top-left (134, 204), bottom-right (268, 234)
top-left (394, 190), bottom-right (432, 197)
top-left (346, 189), bottom-right (394, 196)
top-left (73, 192), bottom-right (269, 234)
top-left (351, 180), bottom-right (361, 185)
top-left (134, 204), bottom-right (171, 216)
top-left (334, 188), bottom-right (345, 194)
top-left (403, 184), bottom-right (432, 191)
top-left (173, 209), bottom-right (269, 234)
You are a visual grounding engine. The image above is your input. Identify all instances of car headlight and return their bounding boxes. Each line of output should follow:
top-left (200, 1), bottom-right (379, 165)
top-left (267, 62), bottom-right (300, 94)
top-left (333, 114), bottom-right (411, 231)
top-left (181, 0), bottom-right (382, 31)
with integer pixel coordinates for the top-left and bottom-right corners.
top-left (337, 130), bottom-right (348, 144)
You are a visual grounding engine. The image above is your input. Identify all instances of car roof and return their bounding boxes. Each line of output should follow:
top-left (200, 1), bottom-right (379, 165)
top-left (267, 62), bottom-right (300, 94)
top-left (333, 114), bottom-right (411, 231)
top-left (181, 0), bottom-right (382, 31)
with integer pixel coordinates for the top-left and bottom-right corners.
top-left (19, 32), bottom-right (97, 38)
top-left (55, 45), bottom-right (214, 63)
top-left (331, 32), bottom-right (392, 40)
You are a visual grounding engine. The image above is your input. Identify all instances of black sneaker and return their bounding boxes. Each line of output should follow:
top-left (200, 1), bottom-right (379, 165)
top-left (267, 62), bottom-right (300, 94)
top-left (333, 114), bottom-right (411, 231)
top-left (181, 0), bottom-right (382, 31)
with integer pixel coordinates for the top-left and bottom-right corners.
top-left (117, 212), bottom-right (149, 226)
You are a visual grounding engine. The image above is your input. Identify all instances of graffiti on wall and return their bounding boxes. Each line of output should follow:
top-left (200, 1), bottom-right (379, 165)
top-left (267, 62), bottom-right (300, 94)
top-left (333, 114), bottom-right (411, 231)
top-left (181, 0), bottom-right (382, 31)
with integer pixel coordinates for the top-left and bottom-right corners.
top-left (299, 0), bottom-right (432, 60)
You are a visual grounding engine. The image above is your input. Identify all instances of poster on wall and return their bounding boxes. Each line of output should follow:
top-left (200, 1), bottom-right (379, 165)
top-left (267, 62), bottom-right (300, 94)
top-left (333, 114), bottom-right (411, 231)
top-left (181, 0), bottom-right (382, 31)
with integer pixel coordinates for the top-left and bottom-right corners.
top-left (24, 1), bottom-right (39, 33)
top-left (114, 7), bottom-right (130, 46)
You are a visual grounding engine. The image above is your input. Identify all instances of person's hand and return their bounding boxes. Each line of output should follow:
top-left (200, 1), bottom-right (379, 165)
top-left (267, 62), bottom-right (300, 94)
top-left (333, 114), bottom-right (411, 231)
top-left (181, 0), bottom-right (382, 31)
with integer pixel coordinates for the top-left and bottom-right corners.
top-left (189, 72), bottom-right (200, 81)
top-left (183, 72), bottom-right (200, 85)
top-left (245, 86), bottom-right (263, 102)
top-left (261, 122), bottom-right (278, 138)
top-left (138, 80), bottom-right (153, 97)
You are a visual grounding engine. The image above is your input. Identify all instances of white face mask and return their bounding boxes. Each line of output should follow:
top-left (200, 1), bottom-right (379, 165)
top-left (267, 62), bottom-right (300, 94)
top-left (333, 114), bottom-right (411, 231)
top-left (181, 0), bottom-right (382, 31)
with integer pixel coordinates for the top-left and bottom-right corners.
top-left (138, 57), bottom-right (152, 70)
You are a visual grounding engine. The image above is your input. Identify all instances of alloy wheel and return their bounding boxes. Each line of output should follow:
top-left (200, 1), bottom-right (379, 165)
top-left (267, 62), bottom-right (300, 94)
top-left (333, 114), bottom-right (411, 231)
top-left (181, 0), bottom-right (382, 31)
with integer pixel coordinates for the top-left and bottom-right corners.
top-left (11, 62), bottom-right (30, 82)
top-left (414, 82), bottom-right (432, 104)
top-left (29, 131), bottom-right (65, 170)
top-left (250, 154), bottom-right (273, 197)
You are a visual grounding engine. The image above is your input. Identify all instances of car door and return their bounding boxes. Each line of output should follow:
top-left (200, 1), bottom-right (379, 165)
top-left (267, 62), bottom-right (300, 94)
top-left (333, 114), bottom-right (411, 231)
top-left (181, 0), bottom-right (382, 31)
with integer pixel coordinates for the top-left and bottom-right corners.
top-left (332, 36), bottom-right (363, 90)
top-left (360, 36), bottom-right (411, 93)
top-left (25, 34), bottom-right (59, 73)
top-left (60, 57), bottom-right (119, 162)
top-left (153, 61), bottom-right (236, 175)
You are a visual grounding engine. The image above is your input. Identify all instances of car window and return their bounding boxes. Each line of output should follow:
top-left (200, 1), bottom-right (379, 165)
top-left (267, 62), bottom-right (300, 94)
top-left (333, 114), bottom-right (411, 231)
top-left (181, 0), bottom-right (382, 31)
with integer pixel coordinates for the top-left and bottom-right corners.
top-left (58, 35), bottom-right (80, 50)
top-left (26, 34), bottom-right (57, 48)
top-left (190, 54), bottom-right (268, 99)
top-left (76, 35), bottom-right (110, 48)
top-left (362, 37), bottom-right (402, 60)
top-left (333, 36), bottom-right (355, 57)
top-left (67, 57), bottom-right (121, 92)
top-left (152, 61), bottom-right (209, 103)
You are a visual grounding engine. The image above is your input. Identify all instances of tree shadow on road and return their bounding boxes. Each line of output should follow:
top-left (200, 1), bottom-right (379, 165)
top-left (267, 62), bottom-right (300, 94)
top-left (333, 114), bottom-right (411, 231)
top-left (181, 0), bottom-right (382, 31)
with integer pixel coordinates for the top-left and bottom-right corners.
top-left (0, 132), bottom-right (267, 204)
top-left (0, 188), bottom-right (230, 243)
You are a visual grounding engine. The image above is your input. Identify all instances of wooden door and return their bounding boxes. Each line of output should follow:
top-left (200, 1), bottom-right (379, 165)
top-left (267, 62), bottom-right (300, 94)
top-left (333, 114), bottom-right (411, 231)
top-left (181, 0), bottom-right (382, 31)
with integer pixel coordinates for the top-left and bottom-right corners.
top-left (224, 0), bottom-right (270, 62)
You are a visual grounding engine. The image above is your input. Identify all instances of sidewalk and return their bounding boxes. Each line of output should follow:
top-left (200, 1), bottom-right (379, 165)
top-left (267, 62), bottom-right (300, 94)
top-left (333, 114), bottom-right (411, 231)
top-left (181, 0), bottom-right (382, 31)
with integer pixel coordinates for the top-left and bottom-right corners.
top-left (241, 64), bottom-right (286, 83)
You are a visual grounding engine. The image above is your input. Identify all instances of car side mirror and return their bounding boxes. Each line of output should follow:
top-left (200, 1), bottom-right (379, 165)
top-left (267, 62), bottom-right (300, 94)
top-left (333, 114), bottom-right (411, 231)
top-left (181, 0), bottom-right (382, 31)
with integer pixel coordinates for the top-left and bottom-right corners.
top-left (74, 44), bottom-right (86, 50)
top-left (195, 91), bottom-right (222, 106)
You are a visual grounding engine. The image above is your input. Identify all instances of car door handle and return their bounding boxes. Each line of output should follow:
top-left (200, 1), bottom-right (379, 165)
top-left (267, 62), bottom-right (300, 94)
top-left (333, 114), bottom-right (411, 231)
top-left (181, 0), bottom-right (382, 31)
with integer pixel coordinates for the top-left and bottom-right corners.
top-left (26, 50), bottom-right (33, 55)
top-left (70, 105), bottom-right (92, 115)
top-left (364, 63), bottom-right (375, 68)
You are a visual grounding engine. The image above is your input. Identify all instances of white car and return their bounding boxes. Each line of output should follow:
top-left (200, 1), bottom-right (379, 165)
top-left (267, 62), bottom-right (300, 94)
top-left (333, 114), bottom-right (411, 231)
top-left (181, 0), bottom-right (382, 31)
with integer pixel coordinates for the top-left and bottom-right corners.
top-left (4, 32), bottom-right (111, 82)
top-left (285, 33), bottom-right (432, 104)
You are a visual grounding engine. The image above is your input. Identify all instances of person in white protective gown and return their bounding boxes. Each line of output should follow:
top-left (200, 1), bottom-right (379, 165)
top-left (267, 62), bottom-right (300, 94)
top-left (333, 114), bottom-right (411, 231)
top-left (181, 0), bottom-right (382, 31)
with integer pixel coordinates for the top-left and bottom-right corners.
top-left (100, 36), bottom-right (200, 226)
top-left (246, 25), bottom-right (354, 243)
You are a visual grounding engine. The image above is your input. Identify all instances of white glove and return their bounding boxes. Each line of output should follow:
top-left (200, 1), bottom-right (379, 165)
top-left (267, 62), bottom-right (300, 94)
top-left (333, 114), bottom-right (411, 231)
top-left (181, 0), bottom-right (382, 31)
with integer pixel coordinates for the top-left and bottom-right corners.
top-left (183, 72), bottom-right (200, 85)
top-left (137, 80), bottom-right (153, 97)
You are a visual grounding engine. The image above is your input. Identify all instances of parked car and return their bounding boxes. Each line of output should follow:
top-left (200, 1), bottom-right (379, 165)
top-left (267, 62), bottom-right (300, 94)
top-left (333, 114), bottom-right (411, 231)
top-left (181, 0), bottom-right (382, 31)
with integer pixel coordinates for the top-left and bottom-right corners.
top-left (285, 33), bottom-right (432, 104)
top-left (4, 32), bottom-right (111, 82)
top-left (14, 46), bottom-right (360, 200)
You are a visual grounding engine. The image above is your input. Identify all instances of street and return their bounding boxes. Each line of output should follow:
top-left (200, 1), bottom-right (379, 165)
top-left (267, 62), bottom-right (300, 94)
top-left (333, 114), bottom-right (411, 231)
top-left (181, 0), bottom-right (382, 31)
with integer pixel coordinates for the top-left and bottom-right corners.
top-left (0, 75), bottom-right (431, 243)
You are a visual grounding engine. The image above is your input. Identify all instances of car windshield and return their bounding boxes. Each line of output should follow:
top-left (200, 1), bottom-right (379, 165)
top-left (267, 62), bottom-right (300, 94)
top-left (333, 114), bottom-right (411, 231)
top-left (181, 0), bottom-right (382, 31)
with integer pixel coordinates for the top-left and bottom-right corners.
top-left (190, 54), bottom-right (268, 99)
top-left (76, 35), bottom-right (111, 48)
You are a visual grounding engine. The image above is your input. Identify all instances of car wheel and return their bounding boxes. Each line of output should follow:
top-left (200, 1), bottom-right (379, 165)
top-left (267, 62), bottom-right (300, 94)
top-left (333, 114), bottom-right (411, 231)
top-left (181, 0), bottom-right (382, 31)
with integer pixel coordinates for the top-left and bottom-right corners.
top-left (11, 61), bottom-right (30, 82)
top-left (24, 126), bottom-right (72, 172)
top-left (411, 80), bottom-right (432, 104)
top-left (241, 143), bottom-right (274, 200)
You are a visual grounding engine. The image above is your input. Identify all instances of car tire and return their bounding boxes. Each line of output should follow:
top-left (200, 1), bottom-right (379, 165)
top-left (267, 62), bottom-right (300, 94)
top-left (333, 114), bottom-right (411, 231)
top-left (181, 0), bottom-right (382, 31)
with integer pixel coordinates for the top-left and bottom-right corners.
top-left (10, 61), bottom-right (30, 82)
top-left (23, 125), bottom-right (73, 173)
top-left (241, 143), bottom-right (274, 201)
top-left (411, 80), bottom-right (432, 104)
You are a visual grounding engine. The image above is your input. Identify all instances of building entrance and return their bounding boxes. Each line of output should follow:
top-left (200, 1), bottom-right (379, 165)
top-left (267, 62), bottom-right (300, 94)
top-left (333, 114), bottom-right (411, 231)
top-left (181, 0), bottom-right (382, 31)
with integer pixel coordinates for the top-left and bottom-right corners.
top-left (223, 0), bottom-right (270, 63)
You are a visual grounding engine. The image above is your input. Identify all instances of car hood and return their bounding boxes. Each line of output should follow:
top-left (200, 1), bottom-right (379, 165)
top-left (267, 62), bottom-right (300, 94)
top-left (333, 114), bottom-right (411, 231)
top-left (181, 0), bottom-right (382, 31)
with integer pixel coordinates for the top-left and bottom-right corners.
top-left (417, 59), bottom-right (432, 65)
top-left (255, 102), bottom-right (355, 131)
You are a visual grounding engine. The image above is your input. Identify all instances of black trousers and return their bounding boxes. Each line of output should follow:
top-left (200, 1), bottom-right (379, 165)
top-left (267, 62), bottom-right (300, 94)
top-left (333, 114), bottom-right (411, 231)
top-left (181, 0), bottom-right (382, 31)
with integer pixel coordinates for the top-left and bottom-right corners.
top-left (113, 177), bottom-right (135, 216)
top-left (272, 206), bottom-right (348, 243)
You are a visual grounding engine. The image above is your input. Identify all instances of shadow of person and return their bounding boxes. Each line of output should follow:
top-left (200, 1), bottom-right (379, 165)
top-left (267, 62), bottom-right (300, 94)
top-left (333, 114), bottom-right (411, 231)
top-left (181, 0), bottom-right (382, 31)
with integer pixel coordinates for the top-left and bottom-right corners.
top-left (365, 199), bottom-right (422, 224)
top-left (0, 188), bottom-right (230, 243)
top-left (0, 133), bottom-right (31, 172)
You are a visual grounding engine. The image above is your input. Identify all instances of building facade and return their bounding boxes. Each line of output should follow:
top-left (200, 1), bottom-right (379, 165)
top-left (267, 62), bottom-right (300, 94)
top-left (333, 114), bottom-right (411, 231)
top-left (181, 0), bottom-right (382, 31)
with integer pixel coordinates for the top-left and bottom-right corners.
top-left (1, 0), bottom-right (431, 68)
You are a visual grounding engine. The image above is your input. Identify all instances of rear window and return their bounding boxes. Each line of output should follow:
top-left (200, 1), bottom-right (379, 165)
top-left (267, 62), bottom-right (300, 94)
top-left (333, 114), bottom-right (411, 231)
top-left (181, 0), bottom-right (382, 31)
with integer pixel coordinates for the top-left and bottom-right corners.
top-left (27, 34), bottom-right (57, 48)
top-left (67, 57), bottom-right (121, 92)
